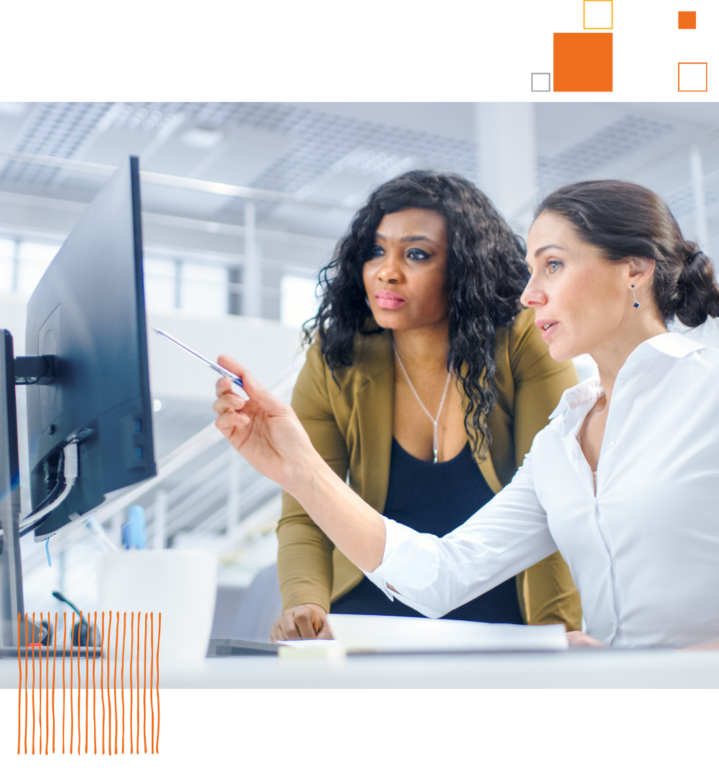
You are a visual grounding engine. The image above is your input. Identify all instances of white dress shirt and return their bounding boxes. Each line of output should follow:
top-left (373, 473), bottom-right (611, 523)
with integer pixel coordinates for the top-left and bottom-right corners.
top-left (366, 332), bottom-right (719, 649)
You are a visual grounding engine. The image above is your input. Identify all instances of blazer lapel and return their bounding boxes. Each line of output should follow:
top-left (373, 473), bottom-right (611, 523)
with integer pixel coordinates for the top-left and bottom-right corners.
top-left (351, 330), bottom-right (395, 513)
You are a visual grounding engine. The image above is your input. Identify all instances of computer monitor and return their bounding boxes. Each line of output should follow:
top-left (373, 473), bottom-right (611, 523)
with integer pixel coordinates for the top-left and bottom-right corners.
top-left (0, 332), bottom-right (23, 649)
top-left (0, 155), bottom-right (157, 653)
top-left (24, 155), bottom-right (156, 540)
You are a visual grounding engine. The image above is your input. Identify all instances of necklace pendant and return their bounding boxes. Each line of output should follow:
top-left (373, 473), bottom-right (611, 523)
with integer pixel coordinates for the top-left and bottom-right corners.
top-left (433, 447), bottom-right (438, 463)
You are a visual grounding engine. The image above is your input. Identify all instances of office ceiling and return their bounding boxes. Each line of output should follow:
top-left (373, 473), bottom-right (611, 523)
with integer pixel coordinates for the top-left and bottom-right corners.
top-left (1, 101), bottom-right (719, 243)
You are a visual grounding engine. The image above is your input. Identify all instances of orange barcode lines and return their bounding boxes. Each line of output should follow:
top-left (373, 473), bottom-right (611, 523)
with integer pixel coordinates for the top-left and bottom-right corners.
top-left (91, 611), bottom-right (97, 755)
top-left (103, 611), bottom-right (112, 755)
top-left (60, 611), bottom-right (66, 755)
top-left (112, 613), bottom-right (120, 755)
top-left (30, 611), bottom-right (37, 755)
top-left (41, 611), bottom-right (54, 755)
top-left (100, 611), bottom-right (105, 755)
top-left (127, 611), bottom-right (135, 755)
top-left (15, 613), bottom-right (22, 755)
top-left (145, 614), bottom-right (148, 755)
top-left (149, 614), bottom-right (155, 754)
top-left (38, 613), bottom-right (45, 755)
top-left (120, 613), bottom-right (127, 755)
top-left (16, 606), bottom-right (165, 758)
top-left (67, 611), bottom-right (82, 755)
top-left (23, 614), bottom-right (29, 755)
top-left (135, 611), bottom-right (142, 755)
top-left (155, 613), bottom-right (162, 755)
top-left (84, 614), bottom-right (90, 755)
top-left (50, 612), bottom-right (57, 755)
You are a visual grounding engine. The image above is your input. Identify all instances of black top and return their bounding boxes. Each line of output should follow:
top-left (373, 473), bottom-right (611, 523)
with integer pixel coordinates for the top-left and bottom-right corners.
top-left (331, 437), bottom-right (524, 624)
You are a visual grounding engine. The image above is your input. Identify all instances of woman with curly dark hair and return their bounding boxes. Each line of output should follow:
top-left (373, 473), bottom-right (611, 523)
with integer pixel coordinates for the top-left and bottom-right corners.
top-left (269, 170), bottom-right (581, 641)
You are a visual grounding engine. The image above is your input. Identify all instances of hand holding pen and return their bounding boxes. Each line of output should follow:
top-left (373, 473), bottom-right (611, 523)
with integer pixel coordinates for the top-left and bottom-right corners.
top-left (212, 355), bottom-right (316, 493)
top-left (152, 327), bottom-right (250, 401)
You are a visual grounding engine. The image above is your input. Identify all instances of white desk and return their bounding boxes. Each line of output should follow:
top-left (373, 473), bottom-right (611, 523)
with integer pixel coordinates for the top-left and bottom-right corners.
top-left (2, 649), bottom-right (719, 688)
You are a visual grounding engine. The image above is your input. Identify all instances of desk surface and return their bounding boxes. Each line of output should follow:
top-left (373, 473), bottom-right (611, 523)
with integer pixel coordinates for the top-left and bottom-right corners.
top-left (2, 649), bottom-right (719, 689)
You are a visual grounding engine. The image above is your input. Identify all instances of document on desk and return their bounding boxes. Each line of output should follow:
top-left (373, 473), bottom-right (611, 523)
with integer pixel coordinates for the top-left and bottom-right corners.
top-left (326, 615), bottom-right (569, 653)
top-left (276, 639), bottom-right (346, 659)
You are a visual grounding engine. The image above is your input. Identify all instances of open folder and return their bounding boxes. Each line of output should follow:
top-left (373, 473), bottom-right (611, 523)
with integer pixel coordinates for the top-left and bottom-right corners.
top-left (278, 615), bottom-right (569, 657)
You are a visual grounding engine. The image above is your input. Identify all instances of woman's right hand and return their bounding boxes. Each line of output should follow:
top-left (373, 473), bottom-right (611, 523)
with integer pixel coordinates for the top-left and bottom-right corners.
top-left (213, 356), bottom-right (319, 494)
top-left (270, 604), bottom-right (334, 642)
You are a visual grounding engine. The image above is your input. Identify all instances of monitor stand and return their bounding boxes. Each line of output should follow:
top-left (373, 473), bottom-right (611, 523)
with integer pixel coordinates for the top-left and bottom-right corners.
top-left (0, 330), bottom-right (61, 658)
top-left (0, 330), bottom-right (25, 655)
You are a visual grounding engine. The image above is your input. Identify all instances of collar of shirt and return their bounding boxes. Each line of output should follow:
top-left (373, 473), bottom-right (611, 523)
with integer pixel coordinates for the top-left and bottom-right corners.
top-left (549, 331), bottom-right (706, 426)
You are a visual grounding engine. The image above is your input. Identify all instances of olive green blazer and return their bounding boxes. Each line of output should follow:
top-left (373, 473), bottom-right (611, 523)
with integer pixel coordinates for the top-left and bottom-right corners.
top-left (277, 308), bottom-right (582, 629)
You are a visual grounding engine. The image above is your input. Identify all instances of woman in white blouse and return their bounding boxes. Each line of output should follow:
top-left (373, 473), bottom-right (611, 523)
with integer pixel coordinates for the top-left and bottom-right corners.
top-left (214, 180), bottom-right (719, 650)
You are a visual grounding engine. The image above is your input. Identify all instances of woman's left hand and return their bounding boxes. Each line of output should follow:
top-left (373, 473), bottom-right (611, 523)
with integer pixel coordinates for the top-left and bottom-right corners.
top-left (566, 631), bottom-right (605, 647)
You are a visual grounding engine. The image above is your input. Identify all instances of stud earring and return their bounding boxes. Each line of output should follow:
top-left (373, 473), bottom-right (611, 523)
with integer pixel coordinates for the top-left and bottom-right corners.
top-left (631, 284), bottom-right (640, 309)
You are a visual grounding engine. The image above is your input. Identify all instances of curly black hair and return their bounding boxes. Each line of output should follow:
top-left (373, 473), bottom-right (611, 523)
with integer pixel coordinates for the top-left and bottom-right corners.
top-left (302, 170), bottom-right (529, 455)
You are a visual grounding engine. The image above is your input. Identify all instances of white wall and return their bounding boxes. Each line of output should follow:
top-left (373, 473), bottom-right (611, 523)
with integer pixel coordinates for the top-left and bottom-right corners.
top-left (147, 311), bottom-right (304, 401)
top-left (0, 298), bottom-right (305, 402)
top-left (0, 300), bottom-right (305, 521)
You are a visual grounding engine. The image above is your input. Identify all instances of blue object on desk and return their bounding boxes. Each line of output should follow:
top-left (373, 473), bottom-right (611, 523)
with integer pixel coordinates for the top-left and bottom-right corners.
top-left (122, 504), bottom-right (146, 549)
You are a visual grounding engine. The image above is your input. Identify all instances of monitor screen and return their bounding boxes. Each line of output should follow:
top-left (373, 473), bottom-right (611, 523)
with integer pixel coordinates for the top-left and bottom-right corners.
top-left (24, 156), bottom-right (156, 540)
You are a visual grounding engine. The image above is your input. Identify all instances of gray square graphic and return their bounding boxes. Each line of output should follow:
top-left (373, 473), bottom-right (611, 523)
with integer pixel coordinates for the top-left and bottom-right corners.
top-left (532, 73), bottom-right (551, 92)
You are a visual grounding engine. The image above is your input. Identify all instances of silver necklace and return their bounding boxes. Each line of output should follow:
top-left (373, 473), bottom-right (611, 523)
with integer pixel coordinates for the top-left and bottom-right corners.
top-left (393, 340), bottom-right (452, 463)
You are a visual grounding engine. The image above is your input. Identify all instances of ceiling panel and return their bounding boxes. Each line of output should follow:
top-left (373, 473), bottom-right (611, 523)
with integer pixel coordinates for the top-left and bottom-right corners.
top-left (286, 102), bottom-right (477, 142)
top-left (1, 101), bottom-right (719, 256)
top-left (537, 113), bottom-right (675, 191)
top-left (192, 126), bottom-right (295, 186)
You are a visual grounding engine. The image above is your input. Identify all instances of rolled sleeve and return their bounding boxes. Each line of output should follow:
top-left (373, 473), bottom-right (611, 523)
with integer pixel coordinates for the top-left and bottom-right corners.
top-left (362, 452), bottom-right (559, 619)
top-left (363, 517), bottom-right (441, 603)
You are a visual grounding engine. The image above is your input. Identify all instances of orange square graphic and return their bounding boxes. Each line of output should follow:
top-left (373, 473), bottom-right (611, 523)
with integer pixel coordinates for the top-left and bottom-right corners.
top-left (678, 62), bottom-right (707, 92)
top-left (709, 61), bottom-right (719, 93)
top-left (678, 11), bottom-right (696, 29)
top-left (554, 33), bottom-right (613, 92)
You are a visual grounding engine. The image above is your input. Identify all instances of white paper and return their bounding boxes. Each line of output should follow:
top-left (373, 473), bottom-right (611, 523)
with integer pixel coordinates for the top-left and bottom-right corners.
top-left (326, 614), bottom-right (569, 653)
top-left (276, 639), bottom-right (346, 658)
top-left (276, 640), bottom-right (343, 650)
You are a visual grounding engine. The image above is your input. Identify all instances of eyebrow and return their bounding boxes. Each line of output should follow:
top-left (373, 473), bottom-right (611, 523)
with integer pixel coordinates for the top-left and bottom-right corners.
top-left (527, 244), bottom-right (566, 260)
top-left (375, 233), bottom-right (437, 244)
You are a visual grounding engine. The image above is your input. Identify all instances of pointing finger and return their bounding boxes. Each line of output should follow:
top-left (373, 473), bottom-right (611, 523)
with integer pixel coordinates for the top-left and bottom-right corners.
top-left (215, 376), bottom-right (232, 397)
top-left (217, 356), bottom-right (264, 399)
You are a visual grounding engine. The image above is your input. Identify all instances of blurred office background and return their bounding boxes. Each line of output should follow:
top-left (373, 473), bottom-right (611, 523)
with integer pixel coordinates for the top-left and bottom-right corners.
top-left (1, 101), bottom-right (719, 634)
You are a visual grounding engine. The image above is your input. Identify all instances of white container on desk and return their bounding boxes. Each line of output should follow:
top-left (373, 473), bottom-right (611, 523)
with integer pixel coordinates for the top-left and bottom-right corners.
top-left (97, 550), bottom-right (217, 666)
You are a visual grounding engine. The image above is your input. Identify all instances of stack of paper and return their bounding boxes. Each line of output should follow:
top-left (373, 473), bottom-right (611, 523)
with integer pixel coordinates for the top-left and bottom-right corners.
top-left (276, 616), bottom-right (569, 657)
top-left (276, 639), bottom-right (345, 659)
top-left (324, 614), bottom-right (569, 653)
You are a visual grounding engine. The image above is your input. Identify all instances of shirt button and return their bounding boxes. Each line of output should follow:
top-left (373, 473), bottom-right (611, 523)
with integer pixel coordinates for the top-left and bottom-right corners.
top-left (610, 440), bottom-right (615, 447)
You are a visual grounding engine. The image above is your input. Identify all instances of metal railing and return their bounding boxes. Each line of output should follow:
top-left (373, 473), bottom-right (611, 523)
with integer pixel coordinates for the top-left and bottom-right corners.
top-left (0, 148), bottom-right (356, 213)
top-left (20, 361), bottom-right (303, 579)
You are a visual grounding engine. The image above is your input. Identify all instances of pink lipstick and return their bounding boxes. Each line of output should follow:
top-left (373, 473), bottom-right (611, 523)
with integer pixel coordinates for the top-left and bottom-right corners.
top-left (375, 290), bottom-right (406, 309)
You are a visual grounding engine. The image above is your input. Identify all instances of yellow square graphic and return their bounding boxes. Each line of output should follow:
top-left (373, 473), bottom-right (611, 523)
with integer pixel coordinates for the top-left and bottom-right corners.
top-left (584, 0), bottom-right (613, 30)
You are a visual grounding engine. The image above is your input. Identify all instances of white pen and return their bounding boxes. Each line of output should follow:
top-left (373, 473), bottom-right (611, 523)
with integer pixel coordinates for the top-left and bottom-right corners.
top-left (152, 327), bottom-right (251, 401)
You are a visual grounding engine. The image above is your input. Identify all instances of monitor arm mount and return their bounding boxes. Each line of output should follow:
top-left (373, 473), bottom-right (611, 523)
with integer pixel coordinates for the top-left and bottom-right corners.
top-left (14, 355), bottom-right (56, 386)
